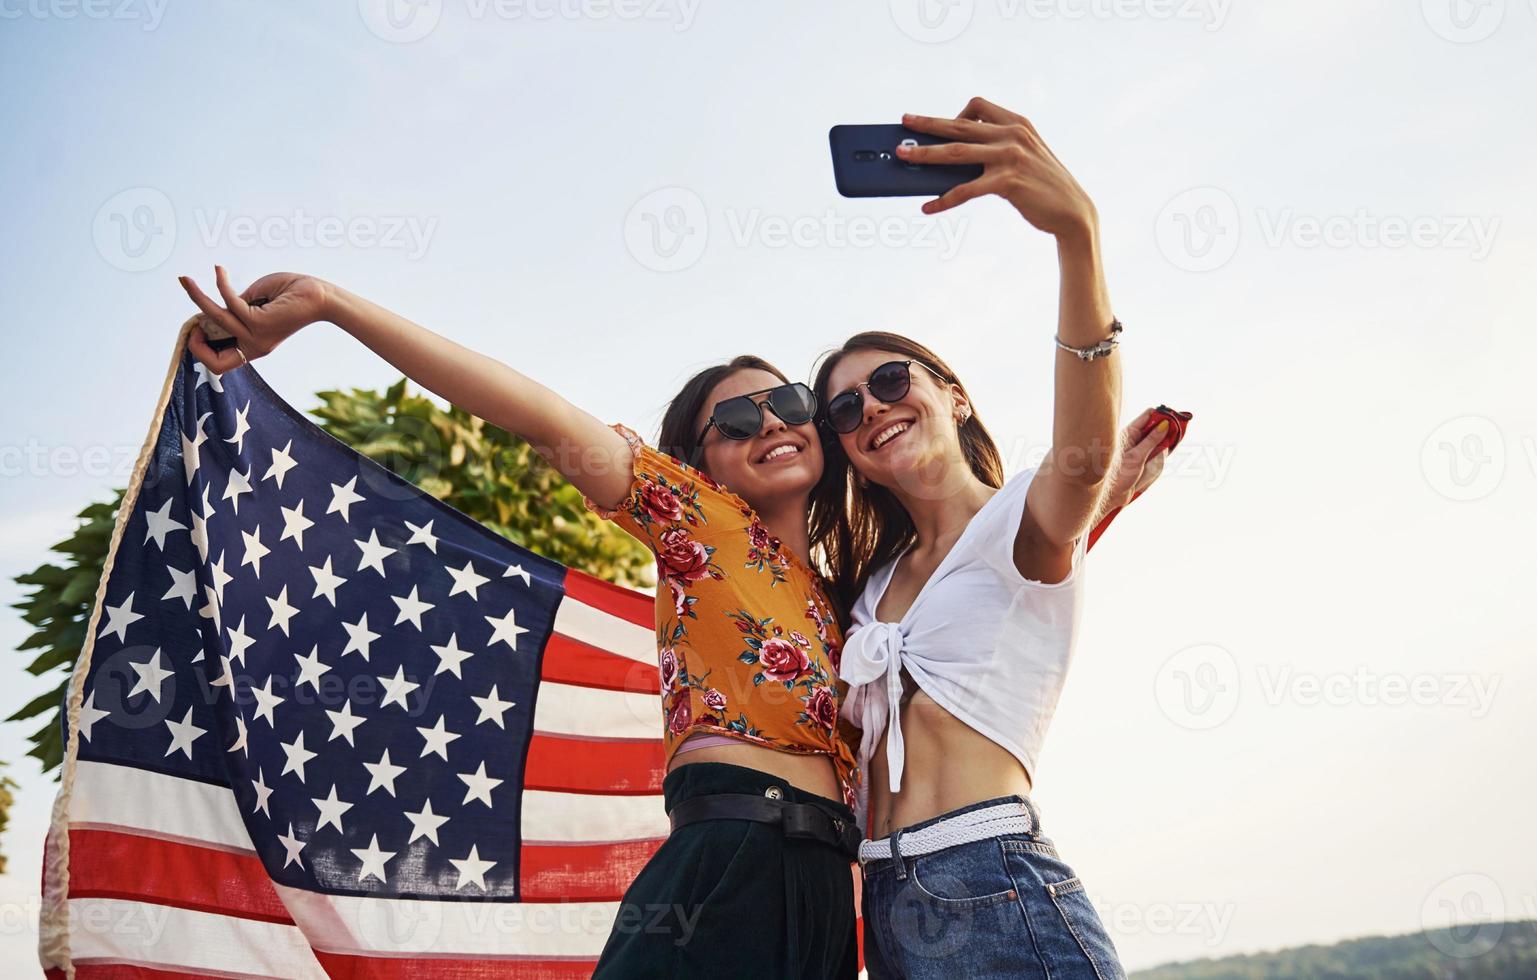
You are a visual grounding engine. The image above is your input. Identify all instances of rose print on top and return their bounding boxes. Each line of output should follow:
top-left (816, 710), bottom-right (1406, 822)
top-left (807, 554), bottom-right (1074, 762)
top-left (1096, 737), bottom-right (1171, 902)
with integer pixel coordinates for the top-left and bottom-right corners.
top-left (639, 481), bottom-right (683, 524)
top-left (802, 685), bottom-right (838, 733)
top-left (657, 526), bottom-right (719, 585)
top-left (757, 637), bottom-right (811, 683)
top-left (744, 514), bottom-right (790, 586)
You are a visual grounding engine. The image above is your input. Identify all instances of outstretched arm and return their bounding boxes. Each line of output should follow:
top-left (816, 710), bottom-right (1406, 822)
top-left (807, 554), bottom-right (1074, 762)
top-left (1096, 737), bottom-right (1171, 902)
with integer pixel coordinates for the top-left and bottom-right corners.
top-left (899, 97), bottom-right (1122, 583)
top-left (179, 268), bottom-right (634, 511)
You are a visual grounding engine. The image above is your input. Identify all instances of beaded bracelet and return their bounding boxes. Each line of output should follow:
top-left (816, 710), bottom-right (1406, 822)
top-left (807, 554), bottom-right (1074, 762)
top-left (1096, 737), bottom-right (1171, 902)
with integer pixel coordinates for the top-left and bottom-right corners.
top-left (1055, 318), bottom-right (1123, 361)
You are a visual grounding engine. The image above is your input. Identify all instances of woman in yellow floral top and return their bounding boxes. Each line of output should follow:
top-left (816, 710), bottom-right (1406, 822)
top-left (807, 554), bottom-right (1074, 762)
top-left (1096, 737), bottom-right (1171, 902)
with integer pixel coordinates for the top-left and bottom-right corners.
top-left (179, 265), bottom-right (861, 978)
top-left (588, 419), bottom-right (859, 805)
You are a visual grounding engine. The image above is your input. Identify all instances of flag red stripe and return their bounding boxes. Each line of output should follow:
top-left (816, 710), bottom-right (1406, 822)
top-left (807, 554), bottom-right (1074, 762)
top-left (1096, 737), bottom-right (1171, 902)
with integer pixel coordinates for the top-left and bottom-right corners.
top-left (518, 838), bottom-right (664, 902)
top-left (67, 825), bottom-right (671, 915)
top-left (561, 568), bottom-right (653, 628)
top-left (524, 733), bottom-right (664, 794)
top-left (313, 951), bottom-right (598, 979)
top-left (541, 633), bottom-right (658, 694)
top-left (66, 828), bottom-right (293, 926)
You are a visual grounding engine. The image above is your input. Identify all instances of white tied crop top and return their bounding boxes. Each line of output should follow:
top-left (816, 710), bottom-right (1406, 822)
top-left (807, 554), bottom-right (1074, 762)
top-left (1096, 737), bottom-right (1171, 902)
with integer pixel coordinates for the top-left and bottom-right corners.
top-left (839, 465), bottom-right (1089, 798)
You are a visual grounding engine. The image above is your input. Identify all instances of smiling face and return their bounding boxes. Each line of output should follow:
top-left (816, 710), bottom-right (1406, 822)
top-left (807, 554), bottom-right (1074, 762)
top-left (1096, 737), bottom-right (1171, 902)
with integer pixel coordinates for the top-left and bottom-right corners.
top-left (823, 349), bottom-right (971, 495)
top-left (693, 368), bottom-right (825, 511)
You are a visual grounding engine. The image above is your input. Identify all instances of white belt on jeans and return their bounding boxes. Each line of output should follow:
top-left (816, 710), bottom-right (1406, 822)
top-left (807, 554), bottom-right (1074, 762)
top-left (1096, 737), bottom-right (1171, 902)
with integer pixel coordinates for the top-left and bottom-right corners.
top-left (857, 801), bottom-right (1037, 865)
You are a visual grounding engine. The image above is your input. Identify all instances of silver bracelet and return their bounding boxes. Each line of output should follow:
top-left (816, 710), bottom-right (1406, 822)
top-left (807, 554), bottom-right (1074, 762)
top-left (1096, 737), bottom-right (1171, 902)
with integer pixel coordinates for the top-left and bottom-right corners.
top-left (1055, 318), bottom-right (1122, 361)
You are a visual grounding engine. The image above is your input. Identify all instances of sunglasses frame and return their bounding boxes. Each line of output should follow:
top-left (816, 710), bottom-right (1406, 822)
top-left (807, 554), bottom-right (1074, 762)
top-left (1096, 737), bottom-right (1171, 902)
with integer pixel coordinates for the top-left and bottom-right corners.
top-left (822, 359), bottom-right (951, 435)
top-left (696, 381), bottom-right (820, 446)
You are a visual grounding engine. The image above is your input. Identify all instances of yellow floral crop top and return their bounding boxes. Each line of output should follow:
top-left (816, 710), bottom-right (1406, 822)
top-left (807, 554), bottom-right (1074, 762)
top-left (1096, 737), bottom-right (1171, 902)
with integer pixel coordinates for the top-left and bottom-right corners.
top-left (584, 424), bottom-right (860, 806)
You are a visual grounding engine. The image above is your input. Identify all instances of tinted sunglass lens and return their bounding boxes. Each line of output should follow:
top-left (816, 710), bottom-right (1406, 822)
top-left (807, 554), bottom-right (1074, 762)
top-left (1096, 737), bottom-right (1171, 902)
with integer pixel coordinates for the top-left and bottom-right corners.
top-left (826, 392), bottom-right (864, 434)
top-left (769, 383), bottom-right (817, 425)
top-left (868, 361), bottom-right (913, 403)
top-left (713, 397), bottom-right (762, 440)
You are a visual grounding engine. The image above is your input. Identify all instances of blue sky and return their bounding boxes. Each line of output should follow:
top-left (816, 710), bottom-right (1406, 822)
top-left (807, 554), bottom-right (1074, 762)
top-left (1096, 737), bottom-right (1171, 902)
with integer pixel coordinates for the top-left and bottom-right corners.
top-left (2, 0), bottom-right (1535, 972)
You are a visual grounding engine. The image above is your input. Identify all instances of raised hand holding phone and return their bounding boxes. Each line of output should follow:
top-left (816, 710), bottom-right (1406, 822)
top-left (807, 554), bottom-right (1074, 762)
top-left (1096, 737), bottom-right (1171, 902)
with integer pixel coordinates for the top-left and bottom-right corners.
top-left (896, 97), bottom-right (1098, 239)
top-left (828, 123), bottom-right (984, 197)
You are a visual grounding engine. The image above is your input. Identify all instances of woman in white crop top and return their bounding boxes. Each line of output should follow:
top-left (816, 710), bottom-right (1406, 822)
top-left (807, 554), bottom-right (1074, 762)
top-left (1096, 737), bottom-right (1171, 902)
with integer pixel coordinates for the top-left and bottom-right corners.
top-left (806, 100), bottom-right (1172, 980)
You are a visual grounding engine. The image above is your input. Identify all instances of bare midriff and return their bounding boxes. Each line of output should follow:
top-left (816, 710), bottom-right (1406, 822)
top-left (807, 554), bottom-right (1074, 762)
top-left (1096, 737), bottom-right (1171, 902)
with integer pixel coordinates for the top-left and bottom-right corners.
top-left (866, 672), bottom-right (1033, 841)
top-left (667, 738), bottom-right (842, 802)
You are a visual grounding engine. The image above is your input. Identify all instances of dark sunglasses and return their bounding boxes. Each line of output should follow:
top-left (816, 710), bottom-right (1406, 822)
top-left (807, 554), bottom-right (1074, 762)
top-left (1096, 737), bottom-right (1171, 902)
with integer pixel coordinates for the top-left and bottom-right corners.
top-left (823, 359), bottom-right (948, 435)
top-left (698, 382), bottom-right (819, 444)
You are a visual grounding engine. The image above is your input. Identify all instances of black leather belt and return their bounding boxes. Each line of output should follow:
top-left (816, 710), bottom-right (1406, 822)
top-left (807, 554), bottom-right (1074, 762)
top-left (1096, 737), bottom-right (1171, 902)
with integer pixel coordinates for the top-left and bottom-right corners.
top-left (668, 792), bottom-right (862, 862)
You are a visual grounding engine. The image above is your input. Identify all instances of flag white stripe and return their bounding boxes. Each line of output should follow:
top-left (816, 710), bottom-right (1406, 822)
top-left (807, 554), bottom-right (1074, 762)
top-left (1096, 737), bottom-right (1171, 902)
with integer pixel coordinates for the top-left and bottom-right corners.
top-left (70, 759), bottom-right (668, 849)
top-left (552, 596), bottom-right (654, 665)
top-left (532, 681), bottom-right (660, 740)
top-left (274, 885), bottom-right (618, 958)
top-left (66, 898), bottom-right (328, 978)
top-left (520, 789), bottom-right (668, 843)
top-left (70, 760), bottom-right (250, 851)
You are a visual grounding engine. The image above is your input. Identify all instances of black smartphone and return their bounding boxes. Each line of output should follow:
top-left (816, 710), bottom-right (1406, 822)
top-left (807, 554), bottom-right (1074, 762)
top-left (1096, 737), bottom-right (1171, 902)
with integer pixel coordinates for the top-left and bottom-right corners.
top-left (829, 124), bottom-right (984, 198)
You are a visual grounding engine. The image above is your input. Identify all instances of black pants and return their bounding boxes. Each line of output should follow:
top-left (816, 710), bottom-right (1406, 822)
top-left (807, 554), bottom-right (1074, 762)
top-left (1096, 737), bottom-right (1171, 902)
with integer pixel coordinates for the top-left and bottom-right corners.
top-left (591, 761), bottom-right (859, 979)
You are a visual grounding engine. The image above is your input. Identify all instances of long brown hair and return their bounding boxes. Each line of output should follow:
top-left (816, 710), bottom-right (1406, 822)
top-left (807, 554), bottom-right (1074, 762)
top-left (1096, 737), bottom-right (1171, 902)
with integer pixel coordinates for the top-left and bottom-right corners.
top-left (656, 355), bottom-right (790, 472)
top-left (808, 332), bottom-right (1005, 619)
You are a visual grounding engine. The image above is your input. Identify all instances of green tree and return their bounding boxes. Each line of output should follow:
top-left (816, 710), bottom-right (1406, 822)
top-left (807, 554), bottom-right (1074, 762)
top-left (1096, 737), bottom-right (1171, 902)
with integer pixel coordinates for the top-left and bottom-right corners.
top-left (5, 378), bottom-right (655, 846)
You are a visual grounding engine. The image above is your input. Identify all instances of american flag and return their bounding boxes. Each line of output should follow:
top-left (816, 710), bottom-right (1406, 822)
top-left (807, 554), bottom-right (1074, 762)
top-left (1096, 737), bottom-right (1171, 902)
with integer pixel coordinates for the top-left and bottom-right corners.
top-left (40, 320), bottom-right (670, 978)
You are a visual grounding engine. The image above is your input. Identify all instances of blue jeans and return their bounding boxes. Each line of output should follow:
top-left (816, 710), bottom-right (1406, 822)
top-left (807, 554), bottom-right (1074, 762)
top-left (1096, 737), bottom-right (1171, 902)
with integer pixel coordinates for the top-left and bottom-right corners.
top-left (860, 795), bottom-right (1126, 980)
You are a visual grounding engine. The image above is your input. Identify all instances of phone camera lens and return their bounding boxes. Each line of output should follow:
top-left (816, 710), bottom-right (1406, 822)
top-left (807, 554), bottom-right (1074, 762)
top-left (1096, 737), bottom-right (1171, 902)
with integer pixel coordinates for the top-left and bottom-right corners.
top-left (878, 151), bottom-right (892, 161)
